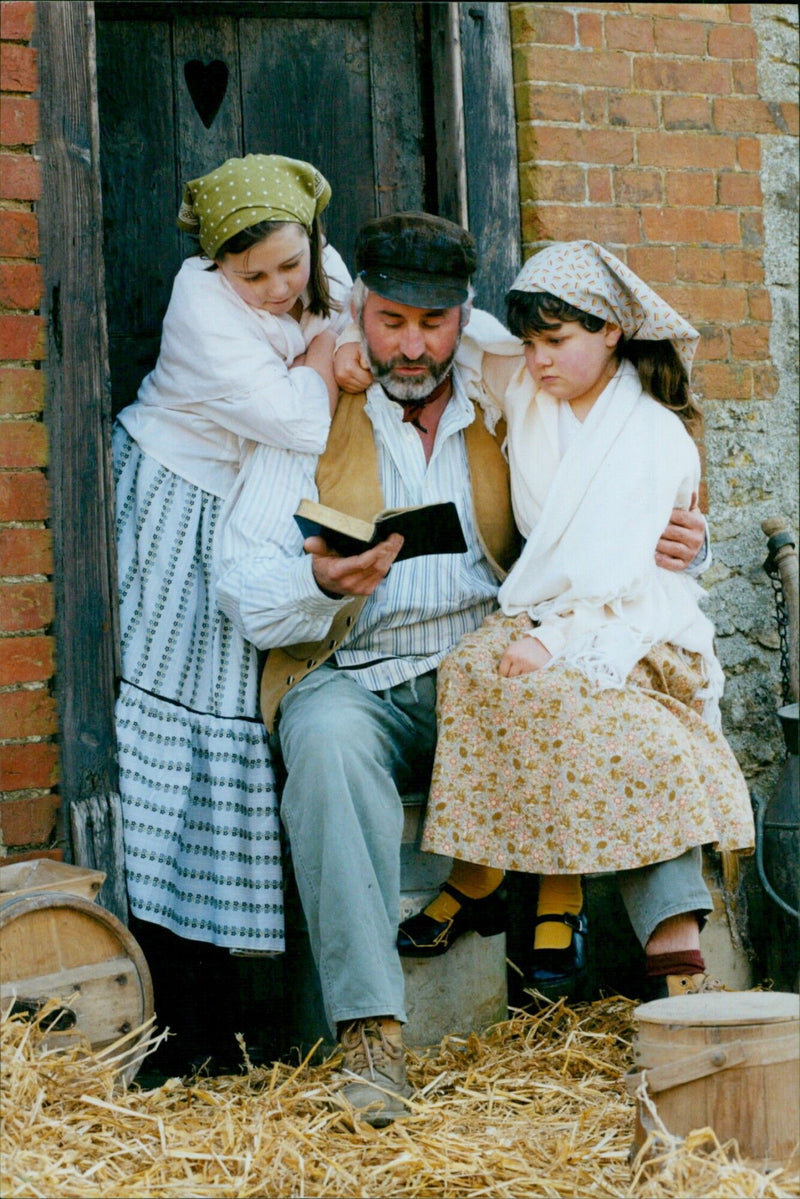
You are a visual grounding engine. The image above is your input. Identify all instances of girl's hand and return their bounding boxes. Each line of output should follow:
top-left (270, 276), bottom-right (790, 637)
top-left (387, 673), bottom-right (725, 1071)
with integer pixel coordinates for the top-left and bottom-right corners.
top-left (301, 329), bottom-right (338, 414)
top-left (499, 636), bottom-right (552, 678)
top-left (655, 495), bottom-right (705, 571)
top-left (334, 341), bottom-right (373, 393)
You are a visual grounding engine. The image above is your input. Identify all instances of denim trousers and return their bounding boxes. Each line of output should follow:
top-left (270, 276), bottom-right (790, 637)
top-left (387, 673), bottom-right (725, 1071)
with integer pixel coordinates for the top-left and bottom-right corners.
top-left (277, 665), bottom-right (438, 1033)
top-left (617, 845), bottom-right (712, 947)
top-left (277, 664), bottom-right (713, 1034)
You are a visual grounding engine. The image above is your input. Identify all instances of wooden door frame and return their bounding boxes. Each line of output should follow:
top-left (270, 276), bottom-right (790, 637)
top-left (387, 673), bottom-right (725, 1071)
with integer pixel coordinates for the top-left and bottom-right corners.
top-left (35, 0), bottom-right (520, 861)
top-left (37, 1), bottom-right (119, 860)
top-left (429, 2), bottom-right (521, 316)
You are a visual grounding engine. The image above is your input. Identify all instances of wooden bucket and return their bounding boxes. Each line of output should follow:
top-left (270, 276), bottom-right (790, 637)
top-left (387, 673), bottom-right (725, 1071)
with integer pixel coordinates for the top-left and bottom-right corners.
top-left (0, 869), bottom-right (154, 1085)
top-left (625, 992), bottom-right (800, 1170)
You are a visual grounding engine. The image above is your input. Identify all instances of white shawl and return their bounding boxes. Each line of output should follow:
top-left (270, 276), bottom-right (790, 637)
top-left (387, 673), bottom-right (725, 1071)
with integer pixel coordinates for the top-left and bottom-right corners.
top-left (497, 359), bottom-right (724, 726)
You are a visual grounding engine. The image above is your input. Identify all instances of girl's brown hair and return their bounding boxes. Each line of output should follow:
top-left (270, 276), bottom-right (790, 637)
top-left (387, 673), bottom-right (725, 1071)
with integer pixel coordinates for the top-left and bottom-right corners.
top-left (506, 289), bottom-right (702, 434)
top-left (210, 217), bottom-right (340, 318)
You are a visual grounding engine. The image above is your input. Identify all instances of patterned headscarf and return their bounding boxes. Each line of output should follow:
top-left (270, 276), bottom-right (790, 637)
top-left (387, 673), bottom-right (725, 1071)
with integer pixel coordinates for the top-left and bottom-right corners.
top-left (177, 153), bottom-right (331, 260)
top-left (509, 240), bottom-right (700, 378)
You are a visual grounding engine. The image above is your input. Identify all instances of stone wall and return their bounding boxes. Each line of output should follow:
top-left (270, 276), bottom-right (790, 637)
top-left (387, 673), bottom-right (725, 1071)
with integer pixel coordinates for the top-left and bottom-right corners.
top-left (707, 5), bottom-right (799, 786)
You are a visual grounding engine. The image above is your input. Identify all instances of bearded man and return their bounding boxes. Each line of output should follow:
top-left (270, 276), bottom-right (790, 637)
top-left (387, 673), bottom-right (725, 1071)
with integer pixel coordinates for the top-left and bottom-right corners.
top-left (216, 213), bottom-right (706, 1125)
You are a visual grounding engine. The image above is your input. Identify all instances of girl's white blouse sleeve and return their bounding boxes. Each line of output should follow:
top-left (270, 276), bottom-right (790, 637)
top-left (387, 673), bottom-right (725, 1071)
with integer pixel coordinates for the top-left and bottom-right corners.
top-left (147, 257), bottom-right (335, 437)
top-left (117, 249), bottom-right (352, 496)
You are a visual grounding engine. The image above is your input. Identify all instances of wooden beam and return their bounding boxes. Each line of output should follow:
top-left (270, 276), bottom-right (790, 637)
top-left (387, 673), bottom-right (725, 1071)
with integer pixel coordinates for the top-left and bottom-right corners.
top-left (459, 1), bottom-right (521, 319)
top-left (36, 2), bottom-right (121, 900)
top-left (369, 4), bottom-right (427, 216)
top-left (428, 3), bottom-right (468, 229)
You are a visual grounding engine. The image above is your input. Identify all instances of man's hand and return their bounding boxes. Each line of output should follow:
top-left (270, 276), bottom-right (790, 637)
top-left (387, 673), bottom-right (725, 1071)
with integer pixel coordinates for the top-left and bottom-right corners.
top-left (656, 496), bottom-right (705, 572)
top-left (305, 533), bottom-right (404, 597)
top-left (333, 341), bottom-right (373, 394)
top-left (499, 636), bottom-right (552, 678)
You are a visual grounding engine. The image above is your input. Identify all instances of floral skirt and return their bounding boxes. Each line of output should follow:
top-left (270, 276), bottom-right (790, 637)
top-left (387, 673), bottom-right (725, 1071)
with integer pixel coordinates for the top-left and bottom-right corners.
top-left (421, 610), bottom-right (755, 875)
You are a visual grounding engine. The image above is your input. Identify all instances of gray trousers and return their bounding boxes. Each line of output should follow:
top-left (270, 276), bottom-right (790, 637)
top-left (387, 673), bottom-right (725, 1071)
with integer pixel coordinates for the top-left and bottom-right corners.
top-left (277, 664), bottom-right (712, 1034)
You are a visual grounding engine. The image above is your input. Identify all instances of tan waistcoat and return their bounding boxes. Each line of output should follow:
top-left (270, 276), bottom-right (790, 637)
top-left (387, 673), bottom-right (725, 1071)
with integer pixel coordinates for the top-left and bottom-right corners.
top-left (259, 392), bottom-right (519, 730)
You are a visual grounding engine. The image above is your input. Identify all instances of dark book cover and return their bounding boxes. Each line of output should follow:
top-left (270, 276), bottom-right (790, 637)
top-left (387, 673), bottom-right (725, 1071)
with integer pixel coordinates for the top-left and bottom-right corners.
top-left (294, 499), bottom-right (467, 562)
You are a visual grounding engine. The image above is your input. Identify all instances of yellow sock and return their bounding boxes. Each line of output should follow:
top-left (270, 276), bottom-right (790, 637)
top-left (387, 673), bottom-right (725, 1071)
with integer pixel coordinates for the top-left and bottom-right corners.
top-left (450, 860), bottom-right (504, 900)
top-left (424, 861), bottom-right (504, 922)
top-left (534, 874), bottom-right (583, 951)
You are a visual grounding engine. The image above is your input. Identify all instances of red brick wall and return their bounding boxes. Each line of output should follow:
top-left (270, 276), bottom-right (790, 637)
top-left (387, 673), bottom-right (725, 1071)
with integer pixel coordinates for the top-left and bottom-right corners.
top-left (0, 0), bottom-right (61, 864)
top-left (511, 2), bottom-right (793, 421)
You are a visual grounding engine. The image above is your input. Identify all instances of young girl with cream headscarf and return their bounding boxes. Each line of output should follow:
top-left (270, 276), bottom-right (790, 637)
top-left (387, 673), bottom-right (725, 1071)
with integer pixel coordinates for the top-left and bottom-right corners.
top-left (113, 154), bottom-right (352, 971)
top-left (398, 241), bottom-right (754, 1002)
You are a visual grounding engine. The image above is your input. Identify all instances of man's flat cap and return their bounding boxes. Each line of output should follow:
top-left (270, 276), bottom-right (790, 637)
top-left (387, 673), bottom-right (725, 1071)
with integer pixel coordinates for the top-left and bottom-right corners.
top-left (354, 211), bottom-right (477, 308)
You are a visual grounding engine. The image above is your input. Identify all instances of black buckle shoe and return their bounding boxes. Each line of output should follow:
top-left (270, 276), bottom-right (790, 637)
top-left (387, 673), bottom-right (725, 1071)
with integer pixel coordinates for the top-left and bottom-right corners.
top-left (527, 911), bottom-right (588, 1001)
top-left (397, 882), bottom-right (506, 958)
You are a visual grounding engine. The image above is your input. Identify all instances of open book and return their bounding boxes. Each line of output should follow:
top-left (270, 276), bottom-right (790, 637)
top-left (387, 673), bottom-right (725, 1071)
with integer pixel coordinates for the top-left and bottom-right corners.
top-left (294, 498), bottom-right (468, 562)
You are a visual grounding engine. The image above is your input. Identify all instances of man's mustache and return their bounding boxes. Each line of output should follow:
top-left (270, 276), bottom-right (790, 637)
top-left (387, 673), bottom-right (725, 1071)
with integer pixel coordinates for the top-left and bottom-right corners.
top-left (382, 355), bottom-right (439, 372)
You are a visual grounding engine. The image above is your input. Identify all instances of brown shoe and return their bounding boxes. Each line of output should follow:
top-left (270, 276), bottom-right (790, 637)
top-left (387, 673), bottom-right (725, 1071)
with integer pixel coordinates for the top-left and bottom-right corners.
top-left (336, 1018), bottom-right (411, 1126)
top-left (650, 971), bottom-right (730, 1000)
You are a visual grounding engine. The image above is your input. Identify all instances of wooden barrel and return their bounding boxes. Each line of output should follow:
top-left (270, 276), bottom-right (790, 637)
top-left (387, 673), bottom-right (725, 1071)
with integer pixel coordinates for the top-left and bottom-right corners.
top-left (0, 857), bottom-right (106, 903)
top-left (0, 890), bottom-right (154, 1085)
top-left (625, 991), bottom-right (800, 1169)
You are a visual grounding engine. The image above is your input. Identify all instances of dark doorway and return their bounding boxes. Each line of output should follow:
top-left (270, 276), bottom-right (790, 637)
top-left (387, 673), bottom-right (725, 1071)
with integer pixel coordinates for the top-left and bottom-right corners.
top-left (37, 0), bottom-right (519, 857)
top-left (38, 0), bottom-right (520, 1072)
top-left (93, 1), bottom-right (438, 1071)
top-left (95, 1), bottom-right (434, 415)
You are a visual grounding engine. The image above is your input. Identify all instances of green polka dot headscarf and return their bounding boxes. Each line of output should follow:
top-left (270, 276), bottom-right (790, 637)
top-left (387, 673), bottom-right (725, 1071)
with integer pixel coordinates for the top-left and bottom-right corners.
top-left (177, 153), bottom-right (331, 260)
top-left (510, 240), bottom-right (700, 379)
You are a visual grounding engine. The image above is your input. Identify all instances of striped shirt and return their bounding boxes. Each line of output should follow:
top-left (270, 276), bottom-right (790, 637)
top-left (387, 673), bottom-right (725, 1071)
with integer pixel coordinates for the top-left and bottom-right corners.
top-left (215, 369), bottom-right (500, 692)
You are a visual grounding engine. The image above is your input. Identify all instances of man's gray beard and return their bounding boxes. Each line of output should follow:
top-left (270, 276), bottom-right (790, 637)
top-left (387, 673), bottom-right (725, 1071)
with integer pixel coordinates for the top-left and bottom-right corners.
top-left (364, 342), bottom-right (458, 401)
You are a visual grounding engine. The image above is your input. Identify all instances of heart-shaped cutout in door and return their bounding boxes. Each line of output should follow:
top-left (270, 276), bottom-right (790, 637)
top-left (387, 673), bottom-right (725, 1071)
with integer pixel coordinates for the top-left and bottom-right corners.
top-left (183, 60), bottom-right (229, 129)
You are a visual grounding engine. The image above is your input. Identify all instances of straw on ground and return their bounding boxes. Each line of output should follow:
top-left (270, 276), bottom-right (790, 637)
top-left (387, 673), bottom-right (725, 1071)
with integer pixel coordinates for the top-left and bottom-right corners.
top-left (1, 995), bottom-right (798, 1198)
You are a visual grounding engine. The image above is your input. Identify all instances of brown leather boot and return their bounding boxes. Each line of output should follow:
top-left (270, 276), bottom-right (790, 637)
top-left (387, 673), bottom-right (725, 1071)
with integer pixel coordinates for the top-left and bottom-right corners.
top-left (336, 1018), bottom-right (411, 1126)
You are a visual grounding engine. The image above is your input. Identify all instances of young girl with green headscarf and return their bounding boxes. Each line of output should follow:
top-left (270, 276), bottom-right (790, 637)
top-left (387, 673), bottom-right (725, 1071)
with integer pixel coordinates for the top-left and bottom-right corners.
top-left (398, 241), bottom-right (754, 1003)
top-left (113, 154), bottom-right (351, 973)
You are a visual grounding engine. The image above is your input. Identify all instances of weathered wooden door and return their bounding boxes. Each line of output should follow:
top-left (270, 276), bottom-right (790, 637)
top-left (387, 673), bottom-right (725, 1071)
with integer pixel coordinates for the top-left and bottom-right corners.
top-left (36, 0), bottom-right (518, 1062)
top-left (95, 1), bottom-right (432, 414)
top-left (36, 0), bottom-right (518, 893)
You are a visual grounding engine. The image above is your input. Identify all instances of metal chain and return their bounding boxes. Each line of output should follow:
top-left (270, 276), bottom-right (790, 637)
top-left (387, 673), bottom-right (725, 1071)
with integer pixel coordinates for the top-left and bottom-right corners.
top-left (765, 561), bottom-right (793, 706)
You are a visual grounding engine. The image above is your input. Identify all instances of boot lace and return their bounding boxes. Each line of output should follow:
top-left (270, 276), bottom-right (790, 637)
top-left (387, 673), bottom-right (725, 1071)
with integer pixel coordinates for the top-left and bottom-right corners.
top-left (340, 1019), bottom-right (401, 1080)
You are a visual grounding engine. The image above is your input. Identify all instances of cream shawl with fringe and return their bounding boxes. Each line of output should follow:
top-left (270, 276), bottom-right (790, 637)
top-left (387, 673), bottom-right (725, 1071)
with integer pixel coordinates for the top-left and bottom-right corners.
top-left (497, 358), bottom-right (724, 726)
